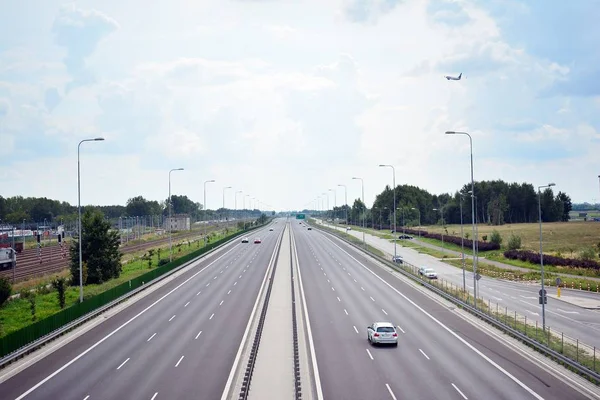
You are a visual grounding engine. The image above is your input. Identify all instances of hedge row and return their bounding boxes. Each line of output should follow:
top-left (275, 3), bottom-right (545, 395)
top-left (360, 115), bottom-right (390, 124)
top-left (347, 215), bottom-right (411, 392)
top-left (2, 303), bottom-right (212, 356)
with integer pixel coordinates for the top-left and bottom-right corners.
top-left (402, 228), bottom-right (500, 251)
top-left (503, 250), bottom-right (600, 270)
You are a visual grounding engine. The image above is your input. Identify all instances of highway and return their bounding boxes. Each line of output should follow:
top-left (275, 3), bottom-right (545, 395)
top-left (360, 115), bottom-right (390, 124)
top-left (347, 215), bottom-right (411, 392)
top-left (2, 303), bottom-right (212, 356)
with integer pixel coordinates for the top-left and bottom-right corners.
top-left (0, 224), bottom-right (283, 400)
top-left (321, 221), bottom-right (600, 349)
top-left (293, 222), bottom-right (594, 400)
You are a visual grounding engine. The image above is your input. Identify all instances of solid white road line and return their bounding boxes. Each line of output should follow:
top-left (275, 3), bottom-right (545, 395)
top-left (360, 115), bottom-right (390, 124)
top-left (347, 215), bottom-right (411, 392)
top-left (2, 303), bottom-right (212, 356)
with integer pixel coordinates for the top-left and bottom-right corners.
top-left (385, 384), bottom-right (397, 400)
top-left (209, 313), bottom-right (214, 320)
top-left (147, 333), bottom-right (157, 342)
top-left (227, 290), bottom-right (231, 295)
top-left (419, 349), bottom-right (430, 360)
top-left (396, 325), bottom-right (405, 334)
top-left (175, 355), bottom-right (184, 367)
top-left (354, 326), bottom-right (359, 334)
top-left (322, 235), bottom-right (545, 400)
top-left (117, 358), bottom-right (130, 370)
top-left (452, 383), bottom-right (468, 399)
top-left (557, 308), bottom-right (580, 314)
top-left (220, 300), bottom-right (224, 306)
top-left (366, 349), bottom-right (374, 360)
top-left (195, 331), bottom-right (202, 340)
top-left (344, 309), bottom-right (348, 315)
top-left (151, 393), bottom-right (158, 400)
top-left (184, 302), bottom-right (190, 308)
top-left (169, 315), bottom-right (176, 322)
top-left (382, 309), bottom-right (388, 315)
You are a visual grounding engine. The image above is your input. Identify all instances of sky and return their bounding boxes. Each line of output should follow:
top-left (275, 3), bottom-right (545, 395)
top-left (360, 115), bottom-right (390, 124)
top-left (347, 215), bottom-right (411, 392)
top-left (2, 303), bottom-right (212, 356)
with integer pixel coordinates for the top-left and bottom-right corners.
top-left (1, 0), bottom-right (599, 211)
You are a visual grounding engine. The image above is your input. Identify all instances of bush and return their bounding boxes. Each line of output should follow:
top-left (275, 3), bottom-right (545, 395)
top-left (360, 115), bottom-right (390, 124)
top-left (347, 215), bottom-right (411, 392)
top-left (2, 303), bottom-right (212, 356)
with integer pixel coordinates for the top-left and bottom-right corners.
top-left (490, 230), bottom-right (502, 246)
top-left (504, 249), bottom-right (600, 270)
top-left (0, 276), bottom-right (11, 307)
top-left (507, 234), bottom-right (522, 250)
top-left (29, 295), bottom-right (36, 322)
top-left (580, 247), bottom-right (596, 261)
top-left (158, 258), bottom-right (169, 266)
top-left (402, 228), bottom-right (500, 251)
top-left (482, 235), bottom-right (488, 242)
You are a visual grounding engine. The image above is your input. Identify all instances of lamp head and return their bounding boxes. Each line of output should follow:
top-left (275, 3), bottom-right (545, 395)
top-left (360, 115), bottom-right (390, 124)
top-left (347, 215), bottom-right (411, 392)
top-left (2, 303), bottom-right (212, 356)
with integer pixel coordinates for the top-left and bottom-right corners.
top-left (548, 183), bottom-right (556, 187)
top-left (94, 137), bottom-right (105, 141)
top-left (445, 131), bottom-right (455, 135)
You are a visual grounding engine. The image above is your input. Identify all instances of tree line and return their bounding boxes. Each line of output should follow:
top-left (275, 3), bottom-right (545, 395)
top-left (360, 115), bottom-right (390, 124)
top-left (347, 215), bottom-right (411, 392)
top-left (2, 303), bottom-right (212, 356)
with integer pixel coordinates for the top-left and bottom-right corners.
top-left (306, 179), bottom-right (573, 227)
top-left (0, 195), bottom-right (268, 226)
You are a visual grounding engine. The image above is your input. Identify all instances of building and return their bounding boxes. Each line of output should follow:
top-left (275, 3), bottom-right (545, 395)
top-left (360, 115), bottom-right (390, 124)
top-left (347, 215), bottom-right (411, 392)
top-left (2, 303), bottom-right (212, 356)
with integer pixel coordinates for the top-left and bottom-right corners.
top-left (164, 214), bottom-right (191, 231)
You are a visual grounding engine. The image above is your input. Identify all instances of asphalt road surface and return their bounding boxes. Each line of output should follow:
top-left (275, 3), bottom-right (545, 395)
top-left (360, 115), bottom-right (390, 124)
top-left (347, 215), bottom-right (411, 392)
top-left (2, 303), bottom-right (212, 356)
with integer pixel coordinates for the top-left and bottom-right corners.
top-left (323, 222), bottom-right (600, 349)
top-left (0, 224), bottom-right (283, 400)
top-left (293, 222), bottom-right (593, 400)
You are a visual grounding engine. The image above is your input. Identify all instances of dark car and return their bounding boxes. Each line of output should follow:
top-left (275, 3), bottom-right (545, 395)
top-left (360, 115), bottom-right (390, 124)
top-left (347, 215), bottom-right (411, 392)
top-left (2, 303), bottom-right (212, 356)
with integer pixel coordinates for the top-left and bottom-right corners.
top-left (398, 234), bottom-right (413, 239)
top-left (307, 227), bottom-right (312, 230)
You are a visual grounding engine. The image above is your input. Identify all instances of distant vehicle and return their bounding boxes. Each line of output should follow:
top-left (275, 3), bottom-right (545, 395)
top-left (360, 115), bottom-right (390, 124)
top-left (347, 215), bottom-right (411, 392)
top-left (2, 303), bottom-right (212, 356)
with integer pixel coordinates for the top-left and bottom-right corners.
top-left (444, 72), bottom-right (462, 81)
top-left (392, 255), bottom-right (403, 264)
top-left (419, 267), bottom-right (438, 279)
top-left (254, 238), bottom-right (262, 244)
top-left (398, 234), bottom-right (413, 239)
top-left (269, 228), bottom-right (274, 231)
top-left (241, 238), bottom-right (249, 243)
top-left (0, 248), bottom-right (16, 270)
top-left (346, 227), bottom-right (351, 231)
top-left (307, 227), bottom-right (312, 230)
top-left (367, 322), bottom-right (398, 346)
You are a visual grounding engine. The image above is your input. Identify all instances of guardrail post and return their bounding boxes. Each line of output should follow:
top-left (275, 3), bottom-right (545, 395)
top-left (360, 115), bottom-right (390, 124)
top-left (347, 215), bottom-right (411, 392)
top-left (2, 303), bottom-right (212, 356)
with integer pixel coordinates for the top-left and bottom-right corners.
top-left (505, 307), bottom-right (507, 324)
top-left (547, 327), bottom-right (550, 347)
top-left (577, 339), bottom-right (579, 362)
top-left (525, 316), bottom-right (527, 336)
top-left (536, 321), bottom-right (538, 339)
top-left (514, 311), bottom-right (517, 329)
top-left (562, 332), bottom-right (564, 354)
top-left (594, 347), bottom-right (596, 372)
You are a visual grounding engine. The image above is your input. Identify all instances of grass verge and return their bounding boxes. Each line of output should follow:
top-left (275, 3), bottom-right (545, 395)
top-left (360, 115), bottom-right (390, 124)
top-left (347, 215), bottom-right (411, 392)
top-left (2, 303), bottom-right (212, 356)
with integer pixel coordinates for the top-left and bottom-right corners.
top-left (0, 228), bottom-right (237, 338)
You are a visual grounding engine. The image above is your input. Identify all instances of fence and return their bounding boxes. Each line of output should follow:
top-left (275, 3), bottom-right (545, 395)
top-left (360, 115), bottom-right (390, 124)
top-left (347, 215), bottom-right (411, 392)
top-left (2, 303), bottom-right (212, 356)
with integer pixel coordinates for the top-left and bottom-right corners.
top-left (316, 221), bottom-right (600, 382)
top-left (0, 223), bottom-right (263, 360)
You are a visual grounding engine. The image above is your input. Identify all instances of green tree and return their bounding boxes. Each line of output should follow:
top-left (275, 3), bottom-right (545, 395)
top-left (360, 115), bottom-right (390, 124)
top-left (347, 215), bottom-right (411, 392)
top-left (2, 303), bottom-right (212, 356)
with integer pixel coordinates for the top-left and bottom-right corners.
top-left (507, 234), bottom-right (522, 250)
top-left (0, 276), bottom-right (11, 308)
top-left (70, 209), bottom-right (122, 286)
top-left (490, 230), bottom-right (503, 246)
top-left (52, 277), bottom-right (67, 309)
top-left (556, 191), bottom-right (572, 222)
top-left (126, 196), bottom-right (153, 217)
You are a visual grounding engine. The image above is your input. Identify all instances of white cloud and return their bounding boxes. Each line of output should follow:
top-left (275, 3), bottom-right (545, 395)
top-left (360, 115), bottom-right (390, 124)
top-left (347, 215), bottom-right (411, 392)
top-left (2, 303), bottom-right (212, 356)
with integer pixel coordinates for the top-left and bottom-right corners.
top-left (0, 0), bottom-right (598, 210)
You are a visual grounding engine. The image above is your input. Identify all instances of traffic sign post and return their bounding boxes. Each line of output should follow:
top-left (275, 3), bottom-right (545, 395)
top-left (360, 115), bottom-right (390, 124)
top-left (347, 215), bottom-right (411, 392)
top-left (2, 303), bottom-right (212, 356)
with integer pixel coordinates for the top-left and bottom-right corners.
top-left (539, 289), bottom-right (547, 305)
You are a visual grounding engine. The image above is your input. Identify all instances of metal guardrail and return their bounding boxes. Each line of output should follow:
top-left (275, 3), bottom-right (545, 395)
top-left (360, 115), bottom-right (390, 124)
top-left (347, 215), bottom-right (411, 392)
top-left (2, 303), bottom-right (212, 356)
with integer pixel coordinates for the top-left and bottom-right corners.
top-left (313, 222), bottom-right (600, 384)
top-left (0, 224), bottom-right (267, 369)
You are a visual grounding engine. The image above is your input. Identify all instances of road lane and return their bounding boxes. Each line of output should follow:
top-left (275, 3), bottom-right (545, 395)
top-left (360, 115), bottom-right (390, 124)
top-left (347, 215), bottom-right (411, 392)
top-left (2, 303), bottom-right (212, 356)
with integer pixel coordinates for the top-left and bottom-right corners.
top-left (1, 225), bottom-right (282, 400)
top-left (320, 221), bottom-right (600, 348)
top-left (295, 223), bottom-right (592, 400)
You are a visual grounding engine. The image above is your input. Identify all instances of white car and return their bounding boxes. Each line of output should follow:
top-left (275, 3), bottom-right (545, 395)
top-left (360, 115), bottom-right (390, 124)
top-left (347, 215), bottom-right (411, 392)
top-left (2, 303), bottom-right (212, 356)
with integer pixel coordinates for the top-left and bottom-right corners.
top-left (241, 238), bottom-right (249, 243)
top-left (367, 322), bottom-right (398, 346)
top-left (419, 267), bottom-right (438, 279)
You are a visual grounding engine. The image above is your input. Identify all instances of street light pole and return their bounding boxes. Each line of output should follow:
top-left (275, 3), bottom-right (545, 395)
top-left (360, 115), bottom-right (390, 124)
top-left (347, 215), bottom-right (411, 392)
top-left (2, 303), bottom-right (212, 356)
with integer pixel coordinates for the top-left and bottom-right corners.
top-left (204, 180), bottom-right (215, 243)
top-left (338, 184), bottom-right (348, 227)
top-left (235, 190), bottom-right (243, 226)
top-left (538, 182), bottom-right (556, 332)
top-left (379, 165), bottom-right (397, 259)
top-left (432, 207), bottom-right (445, 250)
top-left (411, 207), bottom-right (421, 239)
top-left (446, 131), bottom-right (478, 301)
top-left (168, 168), bottom-right (184, 262)
top-left (352, 177), bottom-right (365, 247)
top-left (78, 137), bottom-right (104, 303)
top-left (459, 194), bottom-right (466, 293)
top-left (222, 186), bottom-right (232, 224)
top-left (329, 188), bottom-right (336, 224)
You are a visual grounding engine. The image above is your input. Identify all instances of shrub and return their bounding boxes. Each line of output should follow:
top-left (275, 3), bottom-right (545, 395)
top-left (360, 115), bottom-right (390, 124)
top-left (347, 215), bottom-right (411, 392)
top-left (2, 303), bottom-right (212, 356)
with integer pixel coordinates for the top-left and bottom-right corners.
top-left (580, 247), bottom-right (596, 261)
top-left (504, 249), bottom-right (600, 270)
top-left (158, 258), bottom-right (169, 266)
top-left (507, 234), bottom-right (522, 251)
top-left (403, 228), bottom-right (500, 251)
top-left (490, 230), bottom-right (502, 246)
top-left (29, 295), bottom-right (36, 321)
top-left (0, 276), bottom-right (11, 308)
top-left (482, 235), bottom-right (488, 242)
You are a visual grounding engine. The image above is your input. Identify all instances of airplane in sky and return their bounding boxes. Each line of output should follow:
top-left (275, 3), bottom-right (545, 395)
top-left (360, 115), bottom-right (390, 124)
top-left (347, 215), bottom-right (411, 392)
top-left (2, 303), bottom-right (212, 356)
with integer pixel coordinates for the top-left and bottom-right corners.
top-left (444, 72), bottom-right (462, 81)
